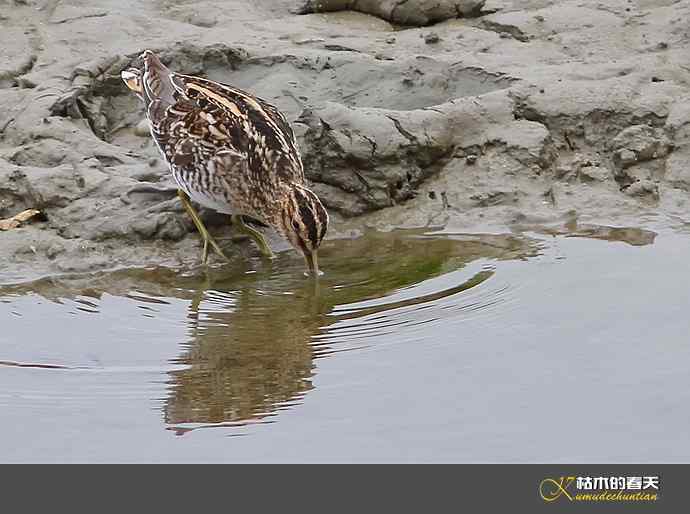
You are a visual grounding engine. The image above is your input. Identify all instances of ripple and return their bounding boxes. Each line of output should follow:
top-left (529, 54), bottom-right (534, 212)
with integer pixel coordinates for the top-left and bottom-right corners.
top-left (0, 229), bottom-right (542, 431)
top-left (316, 262), bottom-right (517, 353)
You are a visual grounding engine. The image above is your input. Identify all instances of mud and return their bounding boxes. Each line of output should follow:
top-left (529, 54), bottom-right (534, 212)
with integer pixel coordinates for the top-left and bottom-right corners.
top-left (1, 0), bottom-right (689, 281)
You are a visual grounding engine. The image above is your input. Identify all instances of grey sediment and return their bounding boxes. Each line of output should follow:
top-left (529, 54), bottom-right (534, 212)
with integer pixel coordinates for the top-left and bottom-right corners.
top-left (1, 0), bottom-right (689, 284)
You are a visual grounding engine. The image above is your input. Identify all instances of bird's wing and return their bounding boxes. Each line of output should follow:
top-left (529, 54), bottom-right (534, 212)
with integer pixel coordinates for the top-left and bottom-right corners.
top-left (148, 93), bottom-right (247, 169)
top-left (170, 73), bottom-right (305, 183)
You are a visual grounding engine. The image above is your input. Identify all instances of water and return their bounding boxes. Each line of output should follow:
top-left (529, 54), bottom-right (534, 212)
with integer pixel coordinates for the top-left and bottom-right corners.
top-left (1, 224), bottom-right (689, 462)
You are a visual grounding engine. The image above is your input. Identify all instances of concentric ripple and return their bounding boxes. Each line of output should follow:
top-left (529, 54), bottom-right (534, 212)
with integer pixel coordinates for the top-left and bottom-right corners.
top-left (0, 229), bottom-right (542, 433)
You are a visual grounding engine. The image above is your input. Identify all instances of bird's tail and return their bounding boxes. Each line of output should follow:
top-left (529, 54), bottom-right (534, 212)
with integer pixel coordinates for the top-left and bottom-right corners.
top-left (140, 50), bottom-right (176, 107)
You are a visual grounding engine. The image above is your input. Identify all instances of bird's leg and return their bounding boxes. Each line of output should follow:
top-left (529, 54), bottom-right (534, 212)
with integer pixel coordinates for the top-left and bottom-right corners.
top-left (177, 190), bottom-right (229, 264)
top-left (231, 215), bottom-right (274, 258)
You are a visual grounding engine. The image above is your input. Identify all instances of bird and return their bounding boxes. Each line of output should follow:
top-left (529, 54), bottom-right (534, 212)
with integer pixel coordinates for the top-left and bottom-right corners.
top-left (121, 50), bottom-right (328, 274)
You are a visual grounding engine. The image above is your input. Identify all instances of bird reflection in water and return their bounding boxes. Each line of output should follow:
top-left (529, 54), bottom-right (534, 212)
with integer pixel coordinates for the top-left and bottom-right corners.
top-left (165, 272), bottom-right (326, 433)
top-left (0, 225), bottom-right (660, 434)
top-left (162, 230), bottom-right (538, 434)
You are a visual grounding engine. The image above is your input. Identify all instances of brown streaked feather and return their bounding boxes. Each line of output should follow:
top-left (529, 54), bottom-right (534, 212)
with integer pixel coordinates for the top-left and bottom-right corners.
top-left (174, 75), bottom-right (304, 180)
top-left (126, 50), bottom-right (329, 268)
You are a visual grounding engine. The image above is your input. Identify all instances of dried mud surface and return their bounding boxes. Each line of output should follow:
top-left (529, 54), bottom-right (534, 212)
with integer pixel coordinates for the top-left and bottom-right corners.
top-left (1, 0), bottom-right (690, 282)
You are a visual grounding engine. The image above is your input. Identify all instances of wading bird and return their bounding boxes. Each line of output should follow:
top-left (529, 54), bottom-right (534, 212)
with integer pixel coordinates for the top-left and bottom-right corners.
top-left (121, 50), bottom-right (328, 274)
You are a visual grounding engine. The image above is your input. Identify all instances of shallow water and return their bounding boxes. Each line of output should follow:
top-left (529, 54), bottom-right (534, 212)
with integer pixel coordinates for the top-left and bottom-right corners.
top-left (1, 224), bottom-right (689, 462)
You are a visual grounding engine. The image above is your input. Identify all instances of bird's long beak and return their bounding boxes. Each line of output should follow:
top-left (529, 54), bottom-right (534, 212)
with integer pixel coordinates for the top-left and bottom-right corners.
top-left (304, 250), bottom-right (320, 276)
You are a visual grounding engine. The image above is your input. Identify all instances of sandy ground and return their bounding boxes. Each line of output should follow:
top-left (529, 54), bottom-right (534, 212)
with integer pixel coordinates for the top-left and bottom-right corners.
top-left (1, 0), bottom-right (690, 281)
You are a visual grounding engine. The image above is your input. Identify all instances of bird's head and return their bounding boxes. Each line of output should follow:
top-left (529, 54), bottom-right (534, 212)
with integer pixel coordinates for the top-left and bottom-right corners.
top-left (278, 184), bottom-right (329, 275)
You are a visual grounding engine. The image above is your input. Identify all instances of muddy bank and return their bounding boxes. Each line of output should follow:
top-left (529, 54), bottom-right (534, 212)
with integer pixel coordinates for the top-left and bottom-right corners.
top-left (1, 0), bottom-right (690, 282)
top-left (292, 0), bottom-right (487, 25)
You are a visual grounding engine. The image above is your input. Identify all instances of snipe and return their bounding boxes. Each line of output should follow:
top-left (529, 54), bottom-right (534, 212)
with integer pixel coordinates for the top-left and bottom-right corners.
top-left (122, 50), bottom-right (328, 274)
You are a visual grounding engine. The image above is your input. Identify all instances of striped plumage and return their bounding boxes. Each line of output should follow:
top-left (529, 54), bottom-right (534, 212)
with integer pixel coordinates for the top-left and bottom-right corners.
top-left (121, 50), bottom-right (328, 273)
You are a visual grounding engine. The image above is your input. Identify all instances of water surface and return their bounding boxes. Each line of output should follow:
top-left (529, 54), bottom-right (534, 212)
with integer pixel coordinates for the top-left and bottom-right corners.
top-left (1, 224), bottom-right (689, 462)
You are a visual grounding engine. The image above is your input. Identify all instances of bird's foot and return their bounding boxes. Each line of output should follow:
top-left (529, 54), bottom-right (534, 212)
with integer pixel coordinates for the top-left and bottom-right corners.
top-left (199, 228), bottom-right (229, 264)
top-left (231, 215), bottom-right (275, 259)
top-left (178, 190), bottom-right (230, 264)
